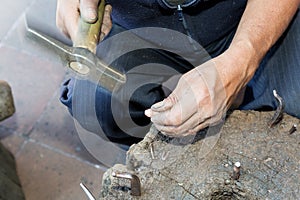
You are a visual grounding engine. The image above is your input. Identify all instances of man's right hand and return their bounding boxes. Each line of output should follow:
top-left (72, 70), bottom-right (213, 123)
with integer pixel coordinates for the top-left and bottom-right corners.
top-left (56, 0), bottom-right (112, 42)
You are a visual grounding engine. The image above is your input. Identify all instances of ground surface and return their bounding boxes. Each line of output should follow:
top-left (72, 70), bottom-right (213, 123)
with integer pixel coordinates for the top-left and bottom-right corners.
top-left (101, 111), bottom-right (300, 199)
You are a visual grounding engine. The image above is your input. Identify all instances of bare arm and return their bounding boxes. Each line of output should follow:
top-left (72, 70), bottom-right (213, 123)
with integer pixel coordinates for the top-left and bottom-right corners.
top-left (221, 0), bottom-right (300, 97)
top-left (148, 0), bottom-right (300, 136)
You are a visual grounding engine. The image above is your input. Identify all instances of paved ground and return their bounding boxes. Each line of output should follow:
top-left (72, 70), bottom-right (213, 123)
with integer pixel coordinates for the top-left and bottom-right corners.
top-left (0, 0), bottom-right (107, 199)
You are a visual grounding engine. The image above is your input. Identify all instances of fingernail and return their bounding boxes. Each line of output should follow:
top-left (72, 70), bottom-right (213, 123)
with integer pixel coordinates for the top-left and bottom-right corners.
top-left (144, 109), bottom-right (152, 117)
top-left (100, 32), bottom-right (105, 41)
top-left (152, 100), bottom-right (165, 109)
top-left (85, 8), bottom-right (97, 21)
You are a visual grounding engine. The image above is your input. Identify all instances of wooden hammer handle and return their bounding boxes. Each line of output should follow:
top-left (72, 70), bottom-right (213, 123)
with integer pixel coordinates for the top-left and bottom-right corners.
top-left (73, 0), bottom-right (106, 53)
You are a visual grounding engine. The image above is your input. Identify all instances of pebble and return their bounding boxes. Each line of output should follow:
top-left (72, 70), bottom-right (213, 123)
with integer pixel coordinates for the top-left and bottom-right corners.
top-left (239, 191), bottom-right (246, 197)
top-left (235, 181), bottom-right (242, 187)
top-left (225, 179), bottom-right (231, 185)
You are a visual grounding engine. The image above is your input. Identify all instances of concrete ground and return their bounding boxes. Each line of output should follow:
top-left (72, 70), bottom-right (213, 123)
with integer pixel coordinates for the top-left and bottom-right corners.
top-left (0, 0), bottom-right (107, 199)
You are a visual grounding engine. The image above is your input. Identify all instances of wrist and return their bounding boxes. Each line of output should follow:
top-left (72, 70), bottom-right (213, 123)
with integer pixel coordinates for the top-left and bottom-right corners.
top-left (211, 40), bottom-right (260, 105)
top-left (224, 39), bottom-right (261, 84)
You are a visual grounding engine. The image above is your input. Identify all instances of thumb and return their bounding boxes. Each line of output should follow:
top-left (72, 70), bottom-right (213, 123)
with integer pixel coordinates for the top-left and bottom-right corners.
top-left (80, 0), bottom-right (100, 23)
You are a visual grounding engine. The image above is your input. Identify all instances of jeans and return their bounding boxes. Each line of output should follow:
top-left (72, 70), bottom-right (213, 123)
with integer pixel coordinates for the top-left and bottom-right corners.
top-left (60, 10), bottom-right (299, 145)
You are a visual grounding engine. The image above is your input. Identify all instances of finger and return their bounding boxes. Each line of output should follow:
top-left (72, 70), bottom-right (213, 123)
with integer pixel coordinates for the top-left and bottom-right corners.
top-left (100, 5), bottom-right (112, 41)
top-left (80, 0), bottom-right (99, 23)
top-left (100, 5), bottom-right (112, 39)
top-left (154, 112), bottom-right (205, 137)
top-left (144, 109), bottom-right (152, 117)
top-left (151, 95), bottom-right (177, 112)
top-left (188, 113), bottom-right (224, 135)
top-left (144, 97), bottom-right (175, 118)
top-left (56, 14), bottom-right (70, 38)
top-left (56, 0), bottom-right (80, 40)
top-left (151, 94), bottom-right (198, 126)
top-left (187, 121), bottom-right (211, 135)
top-left (65, 12), bottom-right (80, 41)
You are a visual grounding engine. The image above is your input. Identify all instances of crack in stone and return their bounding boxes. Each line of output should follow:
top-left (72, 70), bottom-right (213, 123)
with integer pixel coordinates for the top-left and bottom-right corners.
top-left (159, 171), bottom-right (201, 199)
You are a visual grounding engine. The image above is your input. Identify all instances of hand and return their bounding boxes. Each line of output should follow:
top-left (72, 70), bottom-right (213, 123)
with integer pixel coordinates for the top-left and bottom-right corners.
top-left (145, 51), bottom-right (249, 137)
top-left (56, 0), bottom-right (112, 41)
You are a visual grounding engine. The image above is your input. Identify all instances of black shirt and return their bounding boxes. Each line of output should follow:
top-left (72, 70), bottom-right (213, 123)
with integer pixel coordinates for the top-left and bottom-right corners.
top-left (107, 0), bottom-right (247, 47)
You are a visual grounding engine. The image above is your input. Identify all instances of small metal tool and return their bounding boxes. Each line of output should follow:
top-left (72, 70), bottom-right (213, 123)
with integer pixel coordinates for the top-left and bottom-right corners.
top-left (112, 171), bottom-right (141, 196)
top-left (288, 124), bottom-right (297, 134)
top-left (149, 142), bottom-right (155, 159)
top-left (269, 90), bottom-right (284, 128)
top-left (80, 183), bottom-right (96, 200)
top-left (27, 0), bottom-right (126, 92)
top-left (161, 151), bottom-right (169, 161)
top-left (232, 162), bottom-right (241, 180)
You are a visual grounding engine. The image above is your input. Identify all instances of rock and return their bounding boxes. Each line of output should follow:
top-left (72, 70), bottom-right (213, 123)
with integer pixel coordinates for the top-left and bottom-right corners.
top-left (100, 111), bottom-right (300, 199)
top-left (0, 80), bottom-right (15, 121)
top-left (0, 143), bottom-right (25, 200)
top-left (0, 81), bottom-right (22, 199)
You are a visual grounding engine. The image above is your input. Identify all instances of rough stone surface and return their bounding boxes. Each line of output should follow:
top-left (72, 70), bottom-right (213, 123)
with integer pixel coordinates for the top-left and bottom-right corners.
top-left (0, 143), bottom-right (25, 200)
top-left (0, 80), bottom-right (15, 122)
top-left (100, 111), bottom-right (300, 200)
top-left (0, 80), bottom-right (23, 199)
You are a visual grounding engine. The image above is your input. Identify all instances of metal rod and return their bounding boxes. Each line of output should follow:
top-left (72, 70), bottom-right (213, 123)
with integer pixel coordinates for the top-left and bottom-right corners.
top-left (269, 90), bottom-right (285, 128)
top-left (80, 183), bottom-right (96, 200)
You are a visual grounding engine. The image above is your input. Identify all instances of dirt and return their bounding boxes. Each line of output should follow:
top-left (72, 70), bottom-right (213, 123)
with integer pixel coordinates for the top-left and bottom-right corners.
top-left (100, 110), bottom-right (300, 199)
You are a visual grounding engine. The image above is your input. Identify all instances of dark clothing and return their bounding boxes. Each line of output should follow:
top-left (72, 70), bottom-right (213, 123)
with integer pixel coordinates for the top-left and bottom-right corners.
top-left (240, 11), bottom-right (300, 116)
top-left (60, 1), bottom-right (300, 146)
top-left (107, 0), bottom-right (247, 47)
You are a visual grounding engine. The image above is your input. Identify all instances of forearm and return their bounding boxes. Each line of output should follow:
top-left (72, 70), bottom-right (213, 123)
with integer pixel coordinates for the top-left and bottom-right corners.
top-left (218, 0), bottom-right (299, 97)
top-left (230, 0), bottom-right (299, 78)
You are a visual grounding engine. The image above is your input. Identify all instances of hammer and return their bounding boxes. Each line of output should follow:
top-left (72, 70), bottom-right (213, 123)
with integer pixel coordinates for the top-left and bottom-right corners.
top-left (27, 0), bottom-right (126, 92)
